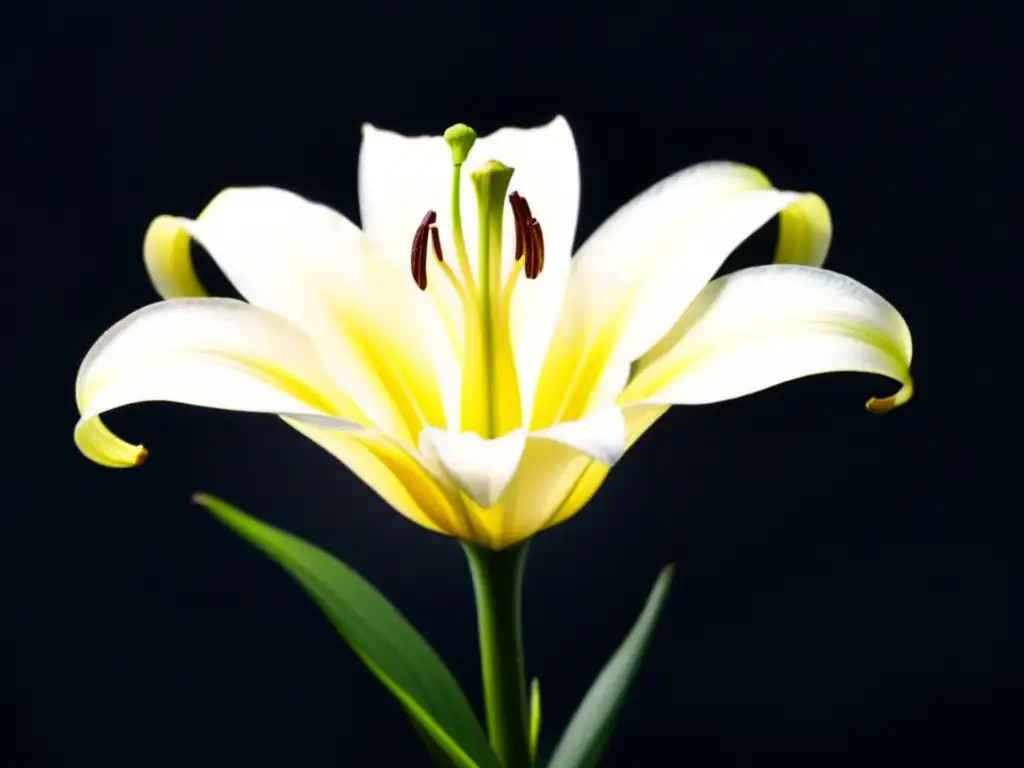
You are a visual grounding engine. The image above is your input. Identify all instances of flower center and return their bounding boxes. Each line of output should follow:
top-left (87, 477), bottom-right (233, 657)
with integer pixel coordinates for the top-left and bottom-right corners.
top-left (406, 124), bottom-right (546, 440)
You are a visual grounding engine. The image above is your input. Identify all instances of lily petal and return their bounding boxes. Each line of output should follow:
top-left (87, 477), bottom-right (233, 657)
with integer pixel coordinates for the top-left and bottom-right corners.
top-left (359, 117), bottom-right (581, 423)
top-left (526, 404), bottom-right (668, 535)
top-left (357, 125), bottom-right (469, 388)
top-left (419, 428), bottom-right (528, 510)
top-left (620, 265), bottom-right (913, 410)
top-left (417, 407), bottom-right (626, 515)
top-left (358, 125), bottom-right (454, 274)
top-left (492, 439), bottom-right (597, 548)
top-left (531, 405), bottom-right (626, 466)
top-left (143, 187), bottom-right (455, 445)
top-left (286, 417), bottom-right (467, 537)
top-left (75, 298), bottom-right (366, 467)
top-left (533, 162), bottom-right (830, 428)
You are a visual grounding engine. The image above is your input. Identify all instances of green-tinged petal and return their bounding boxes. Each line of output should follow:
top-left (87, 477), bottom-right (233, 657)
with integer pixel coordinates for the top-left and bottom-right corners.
top-left (74, 298), bottom-right (366, 467)
top-left (533, 162), bottom-right (830, 429)
top-left (143, 215), bottom-right (208, 299)
top-left (143, 187), bottom-right (457, 445)
top-left (195, 494), bottom-right (499, 768)
top-left (622, 264), bottom-right (913, 410)
top-left (546, 566), bottom-right (675, 768)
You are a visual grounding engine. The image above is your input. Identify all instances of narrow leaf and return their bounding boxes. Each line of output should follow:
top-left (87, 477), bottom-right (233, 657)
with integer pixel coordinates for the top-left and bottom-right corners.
top-left (546, 566), bottom-right (675, 768)
top-left (529, 677), bottom-right (541, 763)
top-left (195, 493), bottom-right (498, 768)
top-left (410, 715), bottom-right (463, 768)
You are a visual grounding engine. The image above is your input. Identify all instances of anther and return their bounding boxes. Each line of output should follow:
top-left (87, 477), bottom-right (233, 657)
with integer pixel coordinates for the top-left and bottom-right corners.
top-left (418, 210), bottom-right (438, 230)
top-left (509, 191), bottom-right (545, 279)
top-left (518, 194), bottom-right (534, 221)
top-left (410, 210), bottom-right (437, 290)
top-left (429, 224), bottom-right (444, 263)
top-left (526, 219), bottom-right (545, 279)
top-left (510, 192), bottom-right (527, 262)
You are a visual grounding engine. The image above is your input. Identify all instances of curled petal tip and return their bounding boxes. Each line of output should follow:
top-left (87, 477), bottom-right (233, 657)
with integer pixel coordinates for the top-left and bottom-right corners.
top-left (74, 415), bottom-right (151, 468)
top-left (865, 378), bottom-right (914, 414)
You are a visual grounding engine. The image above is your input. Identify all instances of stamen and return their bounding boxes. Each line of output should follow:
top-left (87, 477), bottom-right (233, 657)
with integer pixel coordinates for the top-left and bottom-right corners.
top-left (509, 191), bottom-right (527, 262)
top-left (526, 219), bottom-right (545, 279)
top-left (410, 229), bottom-right (427, 290)
top-left (500, 257), bottom-right (525, 311)
top-left (517, 193), bottom-right (534, 221)
top-left (426, 219), bottom-right (468, 308)
top-left (409, 210), bottom-right (437, 290)
top-left (508, 191), bottom-right (544, 279)
top-left (429, 224), bottom-right (444, 263)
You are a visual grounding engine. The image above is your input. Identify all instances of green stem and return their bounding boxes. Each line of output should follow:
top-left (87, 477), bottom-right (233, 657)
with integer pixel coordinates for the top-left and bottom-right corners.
top-left (462, 541), bottom-right (531, 768)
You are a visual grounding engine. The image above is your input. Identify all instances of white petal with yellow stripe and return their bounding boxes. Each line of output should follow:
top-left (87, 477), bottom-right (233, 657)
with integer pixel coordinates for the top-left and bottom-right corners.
top-left (143, 187), bottom-right (459, 447)
top-left (74, 298), bottom-right (462, 534)
top-left (74, 298), bottom-right (367, 467)
top-left (620, 265), bottom-right (913, 411)
top-left (532, 162), bottom-right (832, 429)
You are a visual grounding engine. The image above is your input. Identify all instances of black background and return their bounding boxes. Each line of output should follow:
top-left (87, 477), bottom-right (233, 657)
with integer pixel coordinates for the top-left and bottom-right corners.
top-left (8, 3), bottom-right (1017, 766)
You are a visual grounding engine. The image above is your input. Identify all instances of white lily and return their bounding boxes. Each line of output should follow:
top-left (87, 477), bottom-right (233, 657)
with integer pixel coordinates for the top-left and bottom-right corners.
top-left (74, 117), bottom-right (912, 549)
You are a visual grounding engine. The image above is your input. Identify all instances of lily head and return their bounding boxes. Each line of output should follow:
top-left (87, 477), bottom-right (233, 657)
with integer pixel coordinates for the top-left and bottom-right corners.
top-left (75, 116), bottom-right (913, 549)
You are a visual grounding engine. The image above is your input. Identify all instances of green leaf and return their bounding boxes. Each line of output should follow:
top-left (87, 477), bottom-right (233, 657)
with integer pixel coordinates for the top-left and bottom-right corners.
top-left (410, 715), bottom-right (464, 768)
top-left (546, 566), bottom-right (675, 768)
top-left (195, 493), bottom-right (498, 768)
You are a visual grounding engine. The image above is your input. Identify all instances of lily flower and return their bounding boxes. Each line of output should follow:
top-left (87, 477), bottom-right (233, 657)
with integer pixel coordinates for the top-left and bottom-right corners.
top-left (74, 117), bottom-right (912, 549)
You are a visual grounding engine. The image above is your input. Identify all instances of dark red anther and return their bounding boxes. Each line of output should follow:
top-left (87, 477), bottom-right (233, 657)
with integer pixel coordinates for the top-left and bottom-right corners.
top-left (509, 191), bottom-right (527, 262)
top-left (409, 210), bottom-right (437, 290)
top-left (526, 219), bottom-right (545, 279)
top-left (517, 194), bottom-right (533, 221)
top-left (509, 192), bottom-right (544, 279)
top-left (429, 225), bottom-right (443, 263)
